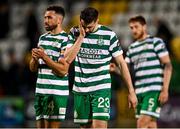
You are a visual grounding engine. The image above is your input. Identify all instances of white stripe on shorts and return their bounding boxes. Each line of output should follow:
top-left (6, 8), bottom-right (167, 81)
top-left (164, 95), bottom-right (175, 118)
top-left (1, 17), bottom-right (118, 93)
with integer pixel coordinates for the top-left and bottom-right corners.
top-left (40, 115), bottom-right (65, 120)
top-left (74, 119), bottom-right (91, 123)
top-left (141, 110), bottom-right (160, 118)
top-left (93, 113), bottom-right (109, 117)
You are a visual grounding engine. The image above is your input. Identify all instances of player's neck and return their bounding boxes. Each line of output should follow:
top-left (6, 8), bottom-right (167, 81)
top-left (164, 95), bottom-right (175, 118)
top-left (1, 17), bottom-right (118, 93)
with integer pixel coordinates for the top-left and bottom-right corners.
top-left (92, 24), bottom-right (99, 32)
top-left (50, 26), bottom-right (63, 35)
top-left (137, 33), bottom-right (149, 41)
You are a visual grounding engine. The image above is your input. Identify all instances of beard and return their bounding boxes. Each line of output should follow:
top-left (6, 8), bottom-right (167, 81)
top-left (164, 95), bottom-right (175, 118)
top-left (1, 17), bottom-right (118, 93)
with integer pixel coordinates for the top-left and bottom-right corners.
top-left (134, 31), bottom-right (144, 40)
top-left (45, 24), bottom-right (57, 31)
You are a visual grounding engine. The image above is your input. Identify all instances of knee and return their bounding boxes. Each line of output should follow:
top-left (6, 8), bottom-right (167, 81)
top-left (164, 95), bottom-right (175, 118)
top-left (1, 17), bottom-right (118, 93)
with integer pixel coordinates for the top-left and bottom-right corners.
top-left (92, 120), bottom-right (107, 128)
top-left (137, 118), bottom-right (147, 128)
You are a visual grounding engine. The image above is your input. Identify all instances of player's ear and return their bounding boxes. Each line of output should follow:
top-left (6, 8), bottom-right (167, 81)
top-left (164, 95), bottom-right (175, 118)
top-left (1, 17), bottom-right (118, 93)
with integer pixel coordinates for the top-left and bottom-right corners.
top-left (96, 18), bottom-right (99, 23)
top-left (143, 24), bottom-right (147, 31)
top-left (58, 15), bottom-right (63, 24)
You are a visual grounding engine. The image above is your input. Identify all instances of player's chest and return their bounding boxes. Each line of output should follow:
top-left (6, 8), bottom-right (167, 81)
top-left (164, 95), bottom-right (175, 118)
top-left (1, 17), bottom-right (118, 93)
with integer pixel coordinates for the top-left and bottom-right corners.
top-left (130, 43), bottom-right (154, 63)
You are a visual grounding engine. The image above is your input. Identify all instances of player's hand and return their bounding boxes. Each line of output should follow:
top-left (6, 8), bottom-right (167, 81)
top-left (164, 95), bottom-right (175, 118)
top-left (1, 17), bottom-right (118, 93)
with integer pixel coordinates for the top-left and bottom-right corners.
top-left (58, 57), bottom-right (68, 65)
top-left (79, 20), bottom-right (86, 37)
top-left (33, 47), bottom-right (46, 59)
top-left (159, 90), bottom-right (169, 105)
top-left (128, 91), bottom-right (138, 110)
top-left (109, 63), bottom-right (116, 73)
top-left (31, 48), bottom-right (39, 61)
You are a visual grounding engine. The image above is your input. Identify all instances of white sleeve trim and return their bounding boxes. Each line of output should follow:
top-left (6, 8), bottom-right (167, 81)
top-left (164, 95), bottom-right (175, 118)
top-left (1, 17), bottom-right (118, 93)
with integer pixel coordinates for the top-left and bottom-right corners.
top-left (125, 57), bottom-right (130, 63)
top-left (112, 50), bottom-right (123, 57)
top-left (158, 51), bottom-right (169, 57)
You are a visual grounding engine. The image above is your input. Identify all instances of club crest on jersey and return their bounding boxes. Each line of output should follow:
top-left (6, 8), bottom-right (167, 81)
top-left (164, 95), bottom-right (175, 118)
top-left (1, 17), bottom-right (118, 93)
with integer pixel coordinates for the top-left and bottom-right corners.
top-left (97, 36), bottom-right (104, 46)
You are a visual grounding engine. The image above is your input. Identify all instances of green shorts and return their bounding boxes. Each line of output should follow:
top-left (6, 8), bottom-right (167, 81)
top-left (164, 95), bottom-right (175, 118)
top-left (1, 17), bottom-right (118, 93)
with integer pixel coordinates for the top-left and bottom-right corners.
top-left (34, 94), bottom-right (68, 121)
top-left (73, 90), bottom-right (111, 124)
top-left (136, 91), bottom-right (161, 118)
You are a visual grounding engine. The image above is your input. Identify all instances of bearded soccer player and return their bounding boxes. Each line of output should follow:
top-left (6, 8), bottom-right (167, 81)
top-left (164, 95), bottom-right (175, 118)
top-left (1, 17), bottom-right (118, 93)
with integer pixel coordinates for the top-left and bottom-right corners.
top-left (125, 15), bottom-right (172, 128)
top-left (64, 7), bottom-right (137, 128)
top-left (29, 5), bottom-right (69, 128)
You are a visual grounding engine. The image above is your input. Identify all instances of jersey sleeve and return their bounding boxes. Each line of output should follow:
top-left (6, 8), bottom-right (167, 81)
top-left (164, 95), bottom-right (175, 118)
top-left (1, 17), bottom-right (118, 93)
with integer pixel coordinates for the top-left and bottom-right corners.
top-left (59, 35), bottom-right (68, 59)
top-left (37, 35), bottom-right (43, 47)
top-left (109, 31), bottom-right (123, 57)
top-left (67, 28), bottom-right (76, 48)
top-left (125, 49), bottom-right (131, 63)
top-left (61, 36), bottom-right (68, 51)
top-left (154, 38), bottom-right (169, 58)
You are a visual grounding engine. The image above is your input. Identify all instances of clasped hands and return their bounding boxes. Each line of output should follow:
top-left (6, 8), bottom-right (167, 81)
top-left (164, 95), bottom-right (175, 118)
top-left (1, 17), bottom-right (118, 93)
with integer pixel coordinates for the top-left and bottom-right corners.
top-left (31, 47), bottom-right (46, 61)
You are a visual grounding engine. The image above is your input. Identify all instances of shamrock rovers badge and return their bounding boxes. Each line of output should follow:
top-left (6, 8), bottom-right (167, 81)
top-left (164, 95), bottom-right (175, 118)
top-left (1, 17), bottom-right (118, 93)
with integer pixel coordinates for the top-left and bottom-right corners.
top-left (97, 36), bottom-right (104, 46)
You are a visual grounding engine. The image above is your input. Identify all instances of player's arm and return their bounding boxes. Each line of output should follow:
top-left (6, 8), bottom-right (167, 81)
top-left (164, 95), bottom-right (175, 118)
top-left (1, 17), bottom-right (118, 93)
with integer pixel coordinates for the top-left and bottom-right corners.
top-left (33, 48), bottom-right (69, 77)
top-left (114, 54), bottom-right (137, 109)
top-left (29, 48), bottom-right (39, 72)
top-left (64, 21), bottom-right (85, 64)
top-left (64, 36), bottom-right (84, 64)
top-left (158, 55), bottom-right (172, 104)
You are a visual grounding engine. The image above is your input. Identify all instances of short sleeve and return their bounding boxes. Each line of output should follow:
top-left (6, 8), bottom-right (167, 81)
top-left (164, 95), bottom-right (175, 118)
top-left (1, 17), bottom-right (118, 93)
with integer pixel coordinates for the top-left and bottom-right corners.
top-left (154, 38), bottom-right (169, 58)
top-left (59, 34), bottom-right (68, 59)
top-left (37, 35), bottom-right (43, 47)
top-left (61, 36), bottom-right (68, 51)
top-left (67, 28), bottom-right (76, 48)
top-left (109, 31), bottom-right (123, 57)
top-left (125, 50), bottom-right (131, 63)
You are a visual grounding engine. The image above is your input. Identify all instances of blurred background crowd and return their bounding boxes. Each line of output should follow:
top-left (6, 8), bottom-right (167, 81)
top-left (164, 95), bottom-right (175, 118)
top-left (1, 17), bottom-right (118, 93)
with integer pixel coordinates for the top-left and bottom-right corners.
top-left (0, 0), bottom-right (180, 128)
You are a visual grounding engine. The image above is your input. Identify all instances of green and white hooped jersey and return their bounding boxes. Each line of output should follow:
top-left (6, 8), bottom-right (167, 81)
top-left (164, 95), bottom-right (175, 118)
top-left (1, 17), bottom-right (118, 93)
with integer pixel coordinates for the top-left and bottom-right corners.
top-left (125, 36), bottom-right (169, 95)
top-left (36, 31), bottom-right (69, 96)
top-left (68, 25), bottom-right (123, 93)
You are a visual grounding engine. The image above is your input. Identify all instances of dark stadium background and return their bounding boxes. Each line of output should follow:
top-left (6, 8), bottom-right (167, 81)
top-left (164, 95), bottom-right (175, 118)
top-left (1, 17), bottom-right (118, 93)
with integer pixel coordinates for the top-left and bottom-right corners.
top-left (0, 0), bottom-right (179, 128)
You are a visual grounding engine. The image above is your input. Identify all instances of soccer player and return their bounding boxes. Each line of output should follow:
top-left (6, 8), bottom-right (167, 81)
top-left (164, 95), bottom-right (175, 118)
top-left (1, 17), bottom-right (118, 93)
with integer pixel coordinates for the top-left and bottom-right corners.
top-left (125, 15), bottom-right (172, 128)
top-left (29, 5), bottom-right (69, 128)
top-left (65, 7), bottom-right (137, 128)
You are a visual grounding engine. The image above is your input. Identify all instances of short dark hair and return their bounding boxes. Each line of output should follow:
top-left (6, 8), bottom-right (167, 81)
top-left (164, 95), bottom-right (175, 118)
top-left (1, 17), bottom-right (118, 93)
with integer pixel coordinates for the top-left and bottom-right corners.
top-left (129, 15), bottom-right (146, 25)
top-left (46, 5), bottom-right (65, 17)
top-left (80, 7), bottom-right (98, 24)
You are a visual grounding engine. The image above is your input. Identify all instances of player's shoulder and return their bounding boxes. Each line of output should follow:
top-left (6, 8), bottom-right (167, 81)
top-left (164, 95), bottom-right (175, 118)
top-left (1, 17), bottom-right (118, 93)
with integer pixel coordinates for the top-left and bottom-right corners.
top-left (99, 25), bottom-right (113, 32)
top-left (152, 37), bottom-right (164, 43)
top-left (52, 30), bottom-right (68, 37)
top-left (41, 32), bottom-right (49, 36)
top-left (99, 25), bottom-right (117, 37)
top-left (39, 32), bottom-right (49, 39)
top-left (129, 40), bottom-right (139, 49)
top-left (60, 30), bottom-right (68, 37)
